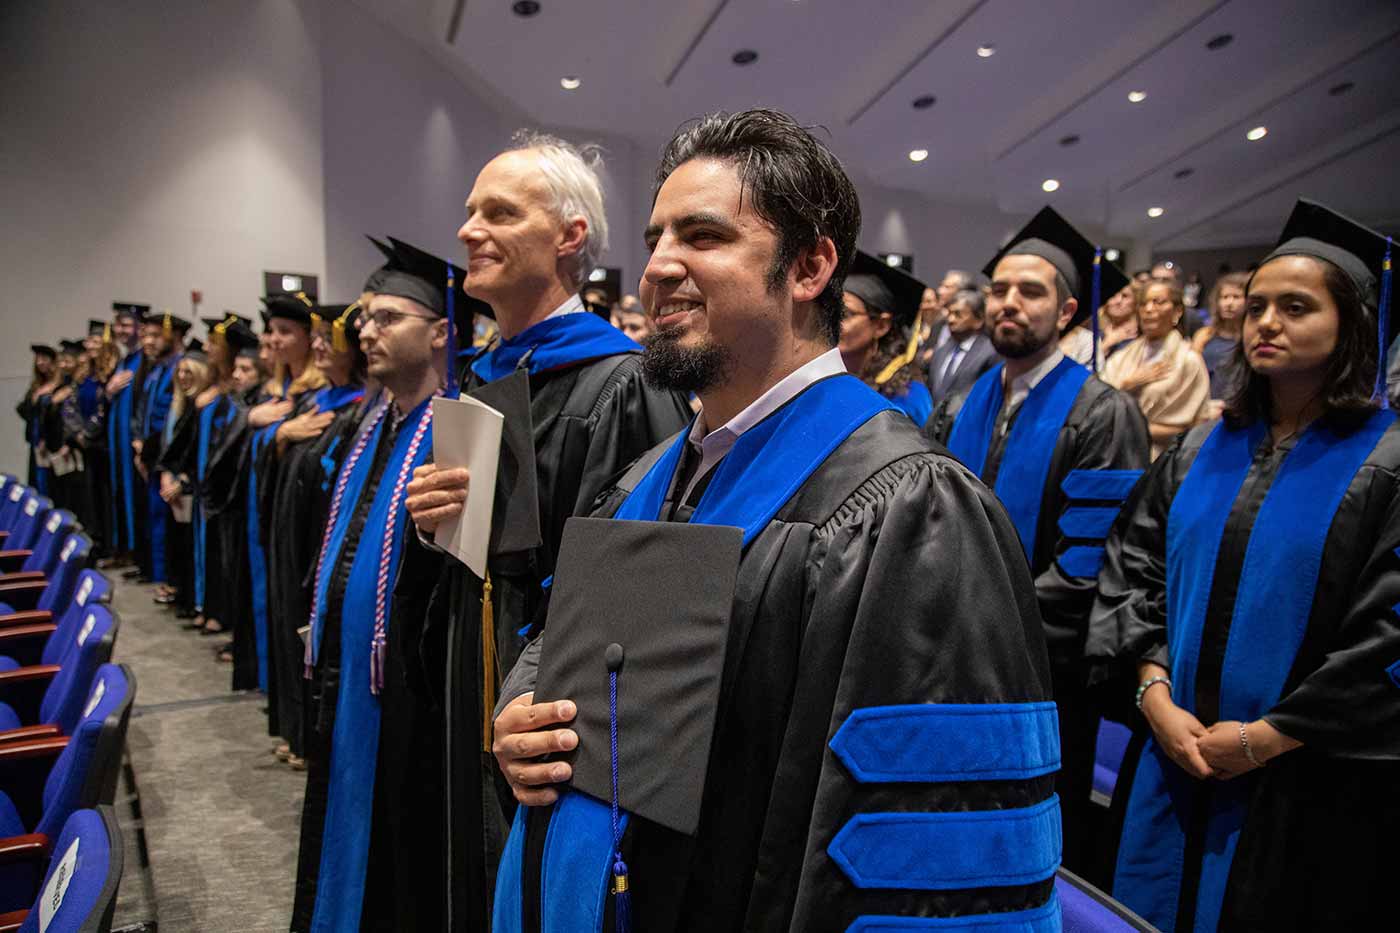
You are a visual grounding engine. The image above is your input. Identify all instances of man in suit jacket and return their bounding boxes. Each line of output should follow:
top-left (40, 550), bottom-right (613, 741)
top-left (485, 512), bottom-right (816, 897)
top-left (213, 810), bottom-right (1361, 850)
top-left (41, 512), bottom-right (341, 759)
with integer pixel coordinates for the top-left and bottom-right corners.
top-left (926, 287), bottom-right (998, 407)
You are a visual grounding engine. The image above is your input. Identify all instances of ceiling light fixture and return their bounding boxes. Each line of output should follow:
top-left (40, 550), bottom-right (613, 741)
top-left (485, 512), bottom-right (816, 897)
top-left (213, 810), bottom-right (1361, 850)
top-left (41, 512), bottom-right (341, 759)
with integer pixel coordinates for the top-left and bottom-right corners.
top-left (976, 44), bottom-right (996, 58)
top-left (1173, 167), bottom-right (1194, 179)
top-left (1147, 207), bottom-right (1165, 218)
top-left (1246, 126), bottom-right (1268, 141)
top-left (559, 76), bottom-right (581, 90)
top-left (912, 95), bottom-right (937, 110)
top-left (908, 149), bottom-right (929, 162)
top-left (1105, 248), bottom-right (1121, 263)
top-left (732, 49), bottom-right (758, 65)
top-left (1041, 178), bottom-right (1060, 193)
top-left (511, 0), bottom-right (541, 17)
top-left (1328, 81), bottom-right (1355, 96)
top-left (1206, 33), bottom-right (1233, 51)
top-left (1128, 90), bottom-right (1147, 103)
top-left (1058, 134), bottom-right (1081, 147)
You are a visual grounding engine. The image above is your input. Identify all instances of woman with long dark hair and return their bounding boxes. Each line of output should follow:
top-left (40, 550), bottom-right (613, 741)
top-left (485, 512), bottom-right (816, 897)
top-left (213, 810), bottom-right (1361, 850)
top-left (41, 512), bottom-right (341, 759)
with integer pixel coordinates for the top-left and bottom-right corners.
top-left (1192, 271), bottom-right (1250, 402)
top-left (1088, 200), bottom-right (1400, 931)
top-left (838, 251), bottom-right (934, 424)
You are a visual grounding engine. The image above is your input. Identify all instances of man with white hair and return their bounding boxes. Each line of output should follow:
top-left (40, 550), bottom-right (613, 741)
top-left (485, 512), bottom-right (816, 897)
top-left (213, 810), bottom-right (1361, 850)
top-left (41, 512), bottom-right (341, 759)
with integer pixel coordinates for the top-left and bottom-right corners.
top-left (399, 131), bottom-right (692, 930)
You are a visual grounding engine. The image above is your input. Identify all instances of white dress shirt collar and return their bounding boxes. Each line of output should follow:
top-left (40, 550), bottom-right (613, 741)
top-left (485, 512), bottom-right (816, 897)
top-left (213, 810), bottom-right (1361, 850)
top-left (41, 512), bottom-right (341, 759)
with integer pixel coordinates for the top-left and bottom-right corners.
top-left (1004, 348), bottom-right (1065, 410)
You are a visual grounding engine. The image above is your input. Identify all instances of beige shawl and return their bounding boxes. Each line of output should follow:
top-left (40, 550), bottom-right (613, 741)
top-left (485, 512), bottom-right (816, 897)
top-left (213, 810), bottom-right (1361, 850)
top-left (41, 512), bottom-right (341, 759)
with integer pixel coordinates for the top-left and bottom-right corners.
top-left (1103, 330), bottom-right (1211, 458)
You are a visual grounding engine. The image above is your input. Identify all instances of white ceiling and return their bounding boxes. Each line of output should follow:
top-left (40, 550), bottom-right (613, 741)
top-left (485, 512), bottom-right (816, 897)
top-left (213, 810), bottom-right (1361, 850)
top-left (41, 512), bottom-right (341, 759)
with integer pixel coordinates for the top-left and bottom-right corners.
top-left (357, 0), bottom-right (1400, 252)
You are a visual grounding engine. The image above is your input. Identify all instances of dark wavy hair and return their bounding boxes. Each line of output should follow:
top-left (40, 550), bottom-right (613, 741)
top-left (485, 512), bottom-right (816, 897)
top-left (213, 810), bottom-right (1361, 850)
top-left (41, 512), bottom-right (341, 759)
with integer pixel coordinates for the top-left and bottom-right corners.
top-left (1223, 257), bottom-right (1379, 426)
top-left (654, 109), bottom-right (861, 345)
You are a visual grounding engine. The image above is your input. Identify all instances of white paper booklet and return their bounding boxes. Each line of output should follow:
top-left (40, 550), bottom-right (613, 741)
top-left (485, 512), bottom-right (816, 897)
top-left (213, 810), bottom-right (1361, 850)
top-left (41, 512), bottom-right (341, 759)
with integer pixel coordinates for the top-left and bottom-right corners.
top-left (430, 394), bottom-right (504, 578)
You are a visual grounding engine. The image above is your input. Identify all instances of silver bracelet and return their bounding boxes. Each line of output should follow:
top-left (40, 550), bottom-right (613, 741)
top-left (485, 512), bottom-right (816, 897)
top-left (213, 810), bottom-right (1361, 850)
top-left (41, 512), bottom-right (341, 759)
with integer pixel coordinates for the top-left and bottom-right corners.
top-left (1239, 722), bottom-right (1263, 768)
top-left (1135, 676), bottom-right (1171, 712)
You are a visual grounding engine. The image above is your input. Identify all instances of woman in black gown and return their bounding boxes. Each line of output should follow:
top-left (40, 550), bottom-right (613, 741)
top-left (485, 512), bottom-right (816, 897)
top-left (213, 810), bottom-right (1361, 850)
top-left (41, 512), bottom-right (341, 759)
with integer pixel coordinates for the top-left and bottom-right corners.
top-left (1088, 199), bottom-right (1400, 932)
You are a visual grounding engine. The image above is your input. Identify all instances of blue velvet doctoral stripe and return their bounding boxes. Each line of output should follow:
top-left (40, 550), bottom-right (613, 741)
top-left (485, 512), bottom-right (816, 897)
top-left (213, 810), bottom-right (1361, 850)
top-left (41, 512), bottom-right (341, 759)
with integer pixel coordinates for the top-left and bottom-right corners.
top-left (1115, 410), bottom-right (1394, 933)
top-left (615, 373), bottom-right (894, 545)
top-left (106, 354), bottom-right (142, 552)
top-left (310, 398), bottom-right (433, 933)
top-left (1060, 468), bottom-right (1142, 501)
top-left (540, 792), bottom-right (629, 933)
top-left (890, 380), bottom-right (933, 426)
top-left (1057, 506), bottom-right (1121, 540)
top-left (829, 797), bottom-right (1061, 890)
top-left (1057, 546), bottom-right (1106, 580)
top-left (492, 807), bottom-right (528, 933)
top-left (469, 311), bottom-right (641, 384)
top-left (313, 383), bottom-right (365, 413)
top-left (846, 895), bottom-right (1061, 932)
top-left (948, 358), bottom-right (1090, 558)
top-left (246, 423), bottom-right (277, 693)
top-left (830, 703), bottom-right (1060, 783)
top-left (495, 375), bottom-right (895, 932)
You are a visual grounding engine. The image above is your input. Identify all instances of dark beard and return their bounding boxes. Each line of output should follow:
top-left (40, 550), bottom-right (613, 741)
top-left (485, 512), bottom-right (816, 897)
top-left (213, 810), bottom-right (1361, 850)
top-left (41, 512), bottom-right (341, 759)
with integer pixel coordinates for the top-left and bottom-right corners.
top-left (641, 327), bottom-right (734, 394)
top-left (989, 322), bottom-right (1053, 360)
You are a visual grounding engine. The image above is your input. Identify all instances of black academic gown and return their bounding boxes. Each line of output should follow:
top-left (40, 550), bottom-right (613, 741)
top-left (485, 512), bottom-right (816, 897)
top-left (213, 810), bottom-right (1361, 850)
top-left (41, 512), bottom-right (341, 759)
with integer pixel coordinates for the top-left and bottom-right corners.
top-left (927, 370), bottom-right (1148, 875)
top-left (390, 353), bottom-right (692, 931)
top-left (196, 393), bottom-right (254, 685)
top-left (155, 403), bottom-right (200, 614)
top-left (502, 409), bottom-right (1057, 931)
top-left (1087, 415), bottom-right (1400, 932)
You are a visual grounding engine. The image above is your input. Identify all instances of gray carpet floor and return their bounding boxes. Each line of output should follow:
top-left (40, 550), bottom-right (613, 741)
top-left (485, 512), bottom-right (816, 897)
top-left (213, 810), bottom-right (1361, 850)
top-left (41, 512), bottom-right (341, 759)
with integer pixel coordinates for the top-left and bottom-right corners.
top-left (108, 578), bottom-right (303, 932)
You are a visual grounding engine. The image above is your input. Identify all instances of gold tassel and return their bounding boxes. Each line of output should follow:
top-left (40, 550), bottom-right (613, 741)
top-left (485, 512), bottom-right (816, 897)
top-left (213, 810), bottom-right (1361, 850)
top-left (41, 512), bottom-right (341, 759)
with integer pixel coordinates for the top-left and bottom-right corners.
top-left (332, 301), bottom-right (357, 353)
top-left (875, 306), bottom-right (925, 385)
top-left (481, 570), bottom-right (498, 752)
top-left (162, 310), bottom-right (173, 339)
top-left (102, 323), bottom-right (112, 345)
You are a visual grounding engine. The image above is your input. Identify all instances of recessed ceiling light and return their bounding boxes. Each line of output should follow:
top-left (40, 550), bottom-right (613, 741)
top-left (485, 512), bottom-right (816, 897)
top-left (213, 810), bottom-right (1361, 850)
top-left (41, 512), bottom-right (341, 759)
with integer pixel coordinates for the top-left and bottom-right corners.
top-left (976, 44), bottom-right (996, 58)
top-left (588, 267), bottom-right (607, 282)
top-left (1128, 90), bottom-right (1147, 103)
top-left (732, 49), bottom-right (758, 65)
top-left (1058, 134), bottom-right (1081, 147)
top-left (1041, 178), bottom-right (1060, 193)
top-left (1329, 81), bottom-right (1355, 96)
top-left (1246, 126), bottom-right (1268, 141)
top-left (1105, 248), bottom-right (1121, 263)
top-left (511, 0), bottom-right (541, 17)
top-left (912, 95), bottom-right (937, 110)
top-left (1173, 167), bottom-right (1194, 179)
top-left (908, 148), bottom-right (929, 162)
top-left (1147, 207), bottom-right (1165, 218)
top-left (1206, 33), bottom-right (1233, 51)
top-left (559, 76), bottom-right (581, 90)
top-left (885, 255), bottom-right (902, 268)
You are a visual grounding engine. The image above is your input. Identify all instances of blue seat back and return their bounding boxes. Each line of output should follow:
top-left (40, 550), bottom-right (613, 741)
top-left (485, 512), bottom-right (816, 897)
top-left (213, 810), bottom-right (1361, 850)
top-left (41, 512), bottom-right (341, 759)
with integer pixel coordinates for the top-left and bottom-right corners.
top-left (0, 482), bottom-right (27, 529)
top-left (36, 534), bottom-right (93, 616)
top-left (19, 509), bottom-right (76, 575)
top-left (38, 605), bottom-right (117, 735)
top-left (17, 806), bottom-right (123, 933)
top-left (37, 664), bottom-right (135, 839)
top-left (1092, 720), bottom-right (1133, 801)
top-left (1056, 869), bottom-right (1156, 932)
top-left (9, 493), bottom-right (52, 551)
top-left (42, 572), bottom-right (112, 669)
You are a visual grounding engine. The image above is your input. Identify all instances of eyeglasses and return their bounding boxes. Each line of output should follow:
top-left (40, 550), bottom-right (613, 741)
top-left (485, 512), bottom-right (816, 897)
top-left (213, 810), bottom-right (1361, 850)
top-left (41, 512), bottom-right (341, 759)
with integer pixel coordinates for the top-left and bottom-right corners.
top-left (364, 308), bottom-right (437, 330)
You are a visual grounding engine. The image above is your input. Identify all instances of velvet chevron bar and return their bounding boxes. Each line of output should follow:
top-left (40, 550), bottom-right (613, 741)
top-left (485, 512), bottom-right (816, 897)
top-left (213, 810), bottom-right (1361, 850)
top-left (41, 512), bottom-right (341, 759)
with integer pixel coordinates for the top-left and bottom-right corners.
top-left (1059, 468), bottom-right (1143, 501)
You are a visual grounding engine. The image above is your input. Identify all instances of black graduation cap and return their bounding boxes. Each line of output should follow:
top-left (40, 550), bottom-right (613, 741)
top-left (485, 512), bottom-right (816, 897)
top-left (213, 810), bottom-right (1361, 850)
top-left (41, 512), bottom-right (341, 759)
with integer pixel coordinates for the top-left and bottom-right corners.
top-left (224, 321), bottom-right (261, 356)
top-left (87, 320), bottom-right (109, 342)
top-left (536, 517), bottom-right (741, 837)
top-left (844, 249), bottom-right (928, 328)
top-left (314, 302), bottom-right (365, 353)
top-left (140, 310), bottom-right (193, 336)
top-left (184, 337), bottom-right (207, 359)
top-left (58, 339), bottom-right (85, 355)
top-left (30, 344), bottom-right (56, 359)
top-left (466, 371), bottom-right (541, 556)
top-left (111, 302), bottom-right (148, 320)
top-left (261, 292), bottom-right (316, 327)
top-left (983, 206), bottom-right (1131, 332)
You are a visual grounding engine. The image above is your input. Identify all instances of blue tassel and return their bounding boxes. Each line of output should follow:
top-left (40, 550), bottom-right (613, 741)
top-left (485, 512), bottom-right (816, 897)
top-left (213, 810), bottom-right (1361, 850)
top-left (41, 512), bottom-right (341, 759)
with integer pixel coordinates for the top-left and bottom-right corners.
top-left (612, 854), bottom-right (631, 933)
top-left (1377, 236), bottom-right (1392, 409)
top-left (446, 262), bottom-right (459, 397)
top-left (606, 651), bottom-right (631, 932)
top-left (1090, 248), bottom-right (1103, 373)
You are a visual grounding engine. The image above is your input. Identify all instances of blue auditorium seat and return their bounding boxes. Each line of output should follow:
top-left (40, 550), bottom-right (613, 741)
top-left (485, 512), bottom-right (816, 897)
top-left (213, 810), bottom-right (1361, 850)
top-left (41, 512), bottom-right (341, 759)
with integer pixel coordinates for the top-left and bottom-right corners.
top-left (1056, 868), bottom-right (1158, 932)
top-left (0, 535), bottom-right (93, 620)
top-left (0, 806), bottom-right (124, 933)
top-left (0, 664), bottom-right (135, 913)
top-left (0, 483), bottom-right (28, 533)
top-left (0, 510), bottom-right (77, 584)
top-left (0, 572), bottom-right (111, 675)
top-left (0, 605), bottom-right (117, 735)
top-left (1091, 720), bottom-right (1133, 805)
top-left (0, 495), bottom-right (52, 554)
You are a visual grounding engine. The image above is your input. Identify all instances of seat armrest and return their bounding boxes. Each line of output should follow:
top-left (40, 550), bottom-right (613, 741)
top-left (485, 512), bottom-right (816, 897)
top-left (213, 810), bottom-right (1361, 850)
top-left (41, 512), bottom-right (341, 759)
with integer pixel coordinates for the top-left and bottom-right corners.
top-left (0, 582), bottom-right (46, 612)
top-left (0, 736), bottom-right (68, 763)
top-left (0, 909), bottom-right (26, 932)
top-left (0, 624), bottom-right (55, 643)
top-left (0, 572), bottom-right (45, 586)
top-left (0, 611), bottom-right (51, 628)
top-left (0, 725), bottom-right (61, 743)
top-left (0, 552), bottom-right (32, 573)
top-left (0, 833), bottom-right (49, 866)
top-left (0, 665), bottom-right (60, 687)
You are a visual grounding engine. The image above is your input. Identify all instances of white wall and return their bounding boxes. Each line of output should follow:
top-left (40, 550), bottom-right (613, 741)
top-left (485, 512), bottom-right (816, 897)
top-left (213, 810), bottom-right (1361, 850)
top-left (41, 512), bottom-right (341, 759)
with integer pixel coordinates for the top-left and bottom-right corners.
top-left (0, 0), bottom-right (326, 476)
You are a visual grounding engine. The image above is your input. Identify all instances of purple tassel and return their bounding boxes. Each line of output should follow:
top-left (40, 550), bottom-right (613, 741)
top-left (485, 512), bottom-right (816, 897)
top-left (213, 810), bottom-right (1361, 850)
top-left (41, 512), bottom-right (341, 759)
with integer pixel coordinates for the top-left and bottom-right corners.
top-left (370, 635), bottom-right (386, 695)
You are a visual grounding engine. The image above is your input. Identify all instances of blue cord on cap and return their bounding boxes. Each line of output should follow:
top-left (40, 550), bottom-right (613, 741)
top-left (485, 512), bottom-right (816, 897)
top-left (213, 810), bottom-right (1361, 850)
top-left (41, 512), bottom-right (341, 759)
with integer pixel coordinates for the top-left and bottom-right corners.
top-left (1377, 236), bottom-right (1392, 410)
top-left (1090, 248), bottom-right (1103, 373)
top-left (446, 262), bottom-right (459, 396)
top-left (606, 642), bottom-right (630, 932)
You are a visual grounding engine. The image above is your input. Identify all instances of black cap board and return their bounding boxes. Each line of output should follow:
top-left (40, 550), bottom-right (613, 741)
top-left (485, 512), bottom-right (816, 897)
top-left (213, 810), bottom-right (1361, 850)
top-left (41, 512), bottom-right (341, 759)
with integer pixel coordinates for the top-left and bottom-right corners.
top-left (30, 344), bottom-right (56, 358)
top-left (1262, 198), bottom-right (1390, 314)
top-left (224, 321), bottom-right (261, 355)
top-left (315, 302), bottom-right (366, 353)
top-left (466, 370), bottom-right (541, 556)
top-left (111, 302), bottom-right (148, 319)
top-left (368, 236), bottom-right (493, 322)
top-left (184, 337), bottom-right (206, 359)
top-left (983, 206), bottom-right (1130, 332)
top-left (87, 320), bottom-right (107, 336)
top-left (140, 310), bottom-right (193, 334)
top-left (535, 517), bottom-right (741, 836)
top-left (58, 339), bottom-right (85, 355)
top-left (202, 313), bottom-right (253, 332)
top-left (261, 292), bottom-right (316, 327)
top-left (844, 249), bottom-right (928, 328)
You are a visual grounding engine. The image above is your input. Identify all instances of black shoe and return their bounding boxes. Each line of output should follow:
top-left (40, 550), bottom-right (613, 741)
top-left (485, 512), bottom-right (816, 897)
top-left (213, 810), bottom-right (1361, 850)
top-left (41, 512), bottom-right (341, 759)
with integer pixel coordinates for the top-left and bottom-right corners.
top-left (175, 608), bottom-right (198, 619)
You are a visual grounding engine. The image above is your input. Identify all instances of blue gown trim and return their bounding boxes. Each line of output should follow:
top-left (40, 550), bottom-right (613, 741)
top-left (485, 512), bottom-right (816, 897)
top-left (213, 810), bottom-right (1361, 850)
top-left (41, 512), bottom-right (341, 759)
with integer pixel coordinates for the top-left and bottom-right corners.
top-left (947, 357), bottom-right (1090, 557)
top-left (1115, 409), bottom-right (1394, 932)
top-left (828, 796), bottom-right (1062, 890)
top-left (846, 895), bottom-right (1060, 932)
top-left (889, 379), bottom-right (933, 426)
top-left (470, 312), bottom-right (640, 384)
top-left (830, 702), bottom-right (1060, 783)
